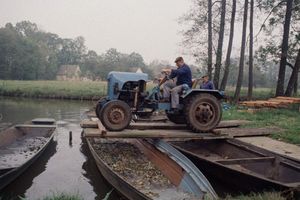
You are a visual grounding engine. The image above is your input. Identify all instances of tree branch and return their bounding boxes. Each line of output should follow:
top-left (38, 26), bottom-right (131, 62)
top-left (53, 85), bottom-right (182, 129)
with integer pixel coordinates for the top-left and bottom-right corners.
top-left (254, 1), bottom-right (286, 41)
top-left (286, 61), bottom-right (294, 69)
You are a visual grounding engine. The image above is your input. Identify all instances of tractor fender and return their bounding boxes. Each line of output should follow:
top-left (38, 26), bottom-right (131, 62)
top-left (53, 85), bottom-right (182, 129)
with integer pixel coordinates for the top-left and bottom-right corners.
top-left (182, 89), bottom-right (224, 100)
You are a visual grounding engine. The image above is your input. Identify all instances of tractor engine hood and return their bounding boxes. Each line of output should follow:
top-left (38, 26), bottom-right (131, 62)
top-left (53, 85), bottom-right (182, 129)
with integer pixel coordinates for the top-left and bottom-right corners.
top-left (107, 71), bottom-right (148, 84)
top-left (106, 71), bottom-right (148, 100)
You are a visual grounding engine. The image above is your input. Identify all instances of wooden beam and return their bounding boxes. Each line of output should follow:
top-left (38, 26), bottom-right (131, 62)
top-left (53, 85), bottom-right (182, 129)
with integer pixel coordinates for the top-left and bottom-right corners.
top-left (128, 120), bottom-right (249, 130)
top-left (81, 120), bottom-right (249, 130)
top-left (83, 128), bottom-right (230, 139)
top-left (15, 124), bottom-right (56, 128)
top-left (216, 157), bottom-right (275, 165)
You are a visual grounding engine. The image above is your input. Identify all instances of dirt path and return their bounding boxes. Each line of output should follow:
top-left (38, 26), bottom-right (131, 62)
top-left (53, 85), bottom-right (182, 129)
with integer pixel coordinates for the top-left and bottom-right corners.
top-left (237, 136), bottom-right (300, 161)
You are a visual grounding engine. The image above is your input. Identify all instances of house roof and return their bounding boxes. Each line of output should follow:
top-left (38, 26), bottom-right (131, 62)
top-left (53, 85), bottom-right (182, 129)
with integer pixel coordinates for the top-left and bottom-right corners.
top-left (57, 65), bottom-right (81, 76)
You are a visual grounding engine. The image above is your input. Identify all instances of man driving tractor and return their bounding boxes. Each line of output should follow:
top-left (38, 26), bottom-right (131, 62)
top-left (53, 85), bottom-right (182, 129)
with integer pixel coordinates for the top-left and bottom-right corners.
top-left (162, 57), bottom-right (192, 112)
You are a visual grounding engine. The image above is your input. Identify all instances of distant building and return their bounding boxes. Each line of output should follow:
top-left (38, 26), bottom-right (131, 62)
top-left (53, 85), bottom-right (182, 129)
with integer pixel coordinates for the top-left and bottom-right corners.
top-left (56, 65), bottom-right (81, 81)
top-left (136, 67), bottom-right (143, 73)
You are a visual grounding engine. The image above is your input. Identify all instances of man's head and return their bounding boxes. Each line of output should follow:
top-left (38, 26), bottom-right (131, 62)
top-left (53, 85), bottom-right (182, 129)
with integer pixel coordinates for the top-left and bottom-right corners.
top-left (202, 75), bottom-right (209, 83)
top-left (175, 57), bottom-right (185, 67)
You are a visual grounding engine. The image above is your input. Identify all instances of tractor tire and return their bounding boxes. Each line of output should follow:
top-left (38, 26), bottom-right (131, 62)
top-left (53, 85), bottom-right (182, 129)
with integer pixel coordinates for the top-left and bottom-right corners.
top-left (95, 98), bottom-right (108, 119)
top-left (166, 112), bottom-right (186, 124)
top-left (100, 100), bottom-right (132, 131)
top-left (185, 93), bottom-right (222, 133)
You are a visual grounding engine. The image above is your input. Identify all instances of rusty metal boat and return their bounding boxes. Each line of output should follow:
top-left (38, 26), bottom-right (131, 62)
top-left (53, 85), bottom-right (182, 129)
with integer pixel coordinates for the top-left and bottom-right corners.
top-left (86, 137), bottom-right (218, 200)
top-left (170, 138), bottom-right (300, 195)
top-left (0, 118), bottom-right (56, 190)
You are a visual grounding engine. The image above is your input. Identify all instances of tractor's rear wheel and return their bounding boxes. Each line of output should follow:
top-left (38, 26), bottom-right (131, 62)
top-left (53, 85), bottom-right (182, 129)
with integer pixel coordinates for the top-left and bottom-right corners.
top-left (185, 93), bottom-right (222, 133)
top-left (166, 112), bottom-right (186, 124)
top-left (100, 100), bottom-right (132, 131)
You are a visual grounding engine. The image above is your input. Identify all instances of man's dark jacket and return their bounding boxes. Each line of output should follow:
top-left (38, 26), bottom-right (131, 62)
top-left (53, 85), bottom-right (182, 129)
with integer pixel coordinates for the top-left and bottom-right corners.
top-left (170, 64), bottom-right (192, 88)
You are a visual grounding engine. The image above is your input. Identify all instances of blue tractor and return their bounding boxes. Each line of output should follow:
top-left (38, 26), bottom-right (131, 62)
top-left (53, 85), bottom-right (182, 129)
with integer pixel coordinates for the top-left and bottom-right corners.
top-left (96, 71), bottom-right (224, 133)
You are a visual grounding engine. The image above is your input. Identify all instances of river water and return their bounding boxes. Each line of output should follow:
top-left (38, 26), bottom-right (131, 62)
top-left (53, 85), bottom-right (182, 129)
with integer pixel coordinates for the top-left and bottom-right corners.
top-left (0, 97), bottom-right (121, 200)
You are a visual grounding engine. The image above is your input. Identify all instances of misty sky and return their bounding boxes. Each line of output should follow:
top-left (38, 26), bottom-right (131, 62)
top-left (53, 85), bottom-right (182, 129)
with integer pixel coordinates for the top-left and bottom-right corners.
top-left (0, 0), bottom-right (192, 64)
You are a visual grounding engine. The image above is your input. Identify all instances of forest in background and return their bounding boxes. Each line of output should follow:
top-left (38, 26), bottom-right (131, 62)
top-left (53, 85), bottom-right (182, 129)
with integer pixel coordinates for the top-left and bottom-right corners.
top-left (0, 21), bottom-right (153, 81)
top-left (0, 0), bottom-right (299, 101)
top-left (181, 0), bottom-right (300, 100)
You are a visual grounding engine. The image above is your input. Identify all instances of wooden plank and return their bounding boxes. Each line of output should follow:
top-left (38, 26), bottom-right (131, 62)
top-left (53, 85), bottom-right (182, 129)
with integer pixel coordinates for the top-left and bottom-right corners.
top-left (216, 157), bottom-right (275, 165)
top-left (128, 120), bottom-right (249, 130)
top-left (216, 127), bottom-right (276, 137)
top-left (15, 124), bottom-right (56, 128)
top-left (83, 128), bottom-right (230, 139)
top-left (269, 98), bottom-right (295, 103)
top-left (81, 120), bottom-right (249, 130)
top-left (80, 120), bottom-right (98, 128)
top-left (276, 96), bottom-right (300, 103)
top-left (97, 120), bottom-right (107, 136)
top-left (31, 118), bottom-right (55, 125)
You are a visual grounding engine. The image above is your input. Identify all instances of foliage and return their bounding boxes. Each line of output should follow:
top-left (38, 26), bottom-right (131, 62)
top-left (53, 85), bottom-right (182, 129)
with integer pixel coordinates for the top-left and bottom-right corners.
top-left (255, 0), bottom-right (300, 69)
top-left (0, 21), bottom-right (152, 81)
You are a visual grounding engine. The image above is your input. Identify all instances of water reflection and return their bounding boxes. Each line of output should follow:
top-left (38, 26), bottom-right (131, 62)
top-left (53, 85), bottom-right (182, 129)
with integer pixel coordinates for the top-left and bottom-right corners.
top-left (0, 97), bottom-right (119, 199)
top-left (1, 141), bottom-right (58, 199)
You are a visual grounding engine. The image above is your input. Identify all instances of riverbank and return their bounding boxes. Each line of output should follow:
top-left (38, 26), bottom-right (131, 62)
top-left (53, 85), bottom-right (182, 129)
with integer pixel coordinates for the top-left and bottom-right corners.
top-left (0, 80), bottom-right (106, 100)
top-left (0, 80), bottom-right (286, 101)
top-left (223, 107), bottom-right (300, 144)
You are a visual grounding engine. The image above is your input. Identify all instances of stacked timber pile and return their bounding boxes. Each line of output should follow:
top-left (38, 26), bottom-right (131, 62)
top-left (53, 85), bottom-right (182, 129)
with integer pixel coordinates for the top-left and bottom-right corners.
top-left (239, 96), bottom-right (300, 109)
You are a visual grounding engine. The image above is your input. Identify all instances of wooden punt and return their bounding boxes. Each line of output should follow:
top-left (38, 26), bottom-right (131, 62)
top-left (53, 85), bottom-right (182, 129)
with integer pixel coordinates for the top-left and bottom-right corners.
top-left (86, 137), bottom-right (217, 200)
top-left (170, 138), bottom-right (300, 195)
top-left (0, 119), bottom-right (56, 190)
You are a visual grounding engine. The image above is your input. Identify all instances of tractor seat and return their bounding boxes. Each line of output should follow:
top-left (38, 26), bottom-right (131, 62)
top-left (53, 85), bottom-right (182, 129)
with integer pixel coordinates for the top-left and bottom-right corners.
top-left (192, 78), bottom-right (201, 89)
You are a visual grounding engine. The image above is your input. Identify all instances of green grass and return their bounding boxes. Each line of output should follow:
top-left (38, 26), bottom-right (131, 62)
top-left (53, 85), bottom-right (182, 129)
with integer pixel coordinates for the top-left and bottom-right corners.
top-left (225, 87), bottom-right (276, 100)
top-left (0, 80), bottom-right (107, 100)
top-left (223, 106), bottom-right (300, 144)
top-left (41, 193), bottom-right (82, 200)
top-left (223, 192), bottom-right (285, 200)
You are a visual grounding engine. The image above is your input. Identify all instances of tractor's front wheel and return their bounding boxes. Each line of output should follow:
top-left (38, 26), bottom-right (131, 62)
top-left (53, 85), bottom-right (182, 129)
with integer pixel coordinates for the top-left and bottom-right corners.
top-left (185, 93), bottom-right (222, 133)
top-left (100, 100), bottom-right (132, 131)
top-left (95, 98), bottom-right (108, 119)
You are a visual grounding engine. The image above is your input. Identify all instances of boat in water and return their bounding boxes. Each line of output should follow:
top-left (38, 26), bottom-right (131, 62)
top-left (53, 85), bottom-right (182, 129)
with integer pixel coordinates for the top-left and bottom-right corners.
top-left (170, 138), bottom-right (300, 196)
top-left (0, 118), bottom-right (56, 190)
top-left (85, 137), bottom-right (217, 200)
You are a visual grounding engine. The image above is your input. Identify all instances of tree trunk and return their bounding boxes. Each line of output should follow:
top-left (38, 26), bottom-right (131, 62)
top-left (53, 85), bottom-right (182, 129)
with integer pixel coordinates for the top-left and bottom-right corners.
top-left (213, 0), bottom-right (226, 89)
top-left (248, 0), bottom-right (254, 100)
top-left (234, 0), bottom-right (248, 103)
top-left (207, 0), bottom-right (213, 78)
top-left (275, 0), bottom-right (293, 96)
top-left (220, 0), bottom-right (236, 91)
top-left (294, 76), bottom-right (298, 95)
top-left (285, 48), bottom-right (300, 96)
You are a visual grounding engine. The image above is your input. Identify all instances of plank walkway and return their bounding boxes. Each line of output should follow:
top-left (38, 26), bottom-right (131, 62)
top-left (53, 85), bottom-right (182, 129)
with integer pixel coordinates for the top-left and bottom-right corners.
top-left (80, 119), bottom-right (271, 139)
top-left (83, 128), bottom-right (229, 139)
top-left (80, 120), bottom-right (249, 129)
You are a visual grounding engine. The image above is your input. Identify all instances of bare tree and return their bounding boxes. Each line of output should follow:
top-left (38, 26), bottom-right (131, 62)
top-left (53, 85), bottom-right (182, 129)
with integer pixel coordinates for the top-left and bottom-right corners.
top-left (213, 0), bottom-right (226, 89)
top-left (234, 0), bottom-right (248, 103)
top-left (285, 48), bottom-right (300, 96)
top-left (275, 0), bottom-right (294, 96)
top-left (248, 0), bottom-right (254, 99)
top-left (220, 0), bottom-right (236, 91)
top-left (207, 0), bottom-right (213, 78)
